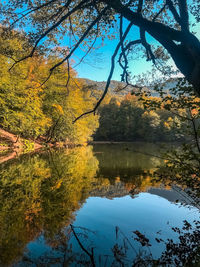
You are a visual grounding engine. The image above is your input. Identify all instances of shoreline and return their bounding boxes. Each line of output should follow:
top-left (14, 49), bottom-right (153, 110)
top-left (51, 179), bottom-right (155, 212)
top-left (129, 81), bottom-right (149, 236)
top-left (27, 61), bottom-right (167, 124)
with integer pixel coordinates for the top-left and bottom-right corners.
top-left (90, 140), bottom-right (182, 145)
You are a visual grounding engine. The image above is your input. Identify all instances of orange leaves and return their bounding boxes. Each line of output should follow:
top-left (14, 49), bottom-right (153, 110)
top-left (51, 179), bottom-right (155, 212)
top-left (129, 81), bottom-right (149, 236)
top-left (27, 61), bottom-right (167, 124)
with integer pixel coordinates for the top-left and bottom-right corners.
top-left (51, 179), bottom-right (63, 190)
top-left (191, 108), bottom-right (199, 117)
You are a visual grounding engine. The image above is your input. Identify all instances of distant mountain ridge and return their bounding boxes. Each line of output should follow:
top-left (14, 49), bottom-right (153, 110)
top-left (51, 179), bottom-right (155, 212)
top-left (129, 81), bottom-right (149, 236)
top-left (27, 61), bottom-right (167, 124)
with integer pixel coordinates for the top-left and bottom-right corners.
top-left (78, 78), bottom-right (138, 96)
top-left (78, 77), bottom-right (180, 97)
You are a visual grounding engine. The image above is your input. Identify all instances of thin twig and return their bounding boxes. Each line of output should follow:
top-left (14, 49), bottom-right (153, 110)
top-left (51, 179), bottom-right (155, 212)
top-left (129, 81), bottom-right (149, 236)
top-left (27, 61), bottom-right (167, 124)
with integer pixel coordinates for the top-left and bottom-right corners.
top-left (70, 224), bottom-right (96, 267)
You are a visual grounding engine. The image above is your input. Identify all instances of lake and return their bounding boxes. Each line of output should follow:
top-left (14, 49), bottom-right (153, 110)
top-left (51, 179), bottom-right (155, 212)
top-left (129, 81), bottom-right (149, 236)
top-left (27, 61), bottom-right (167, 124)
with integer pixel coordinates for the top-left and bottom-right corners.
top-left (0, 143), bottom-right (199, 266)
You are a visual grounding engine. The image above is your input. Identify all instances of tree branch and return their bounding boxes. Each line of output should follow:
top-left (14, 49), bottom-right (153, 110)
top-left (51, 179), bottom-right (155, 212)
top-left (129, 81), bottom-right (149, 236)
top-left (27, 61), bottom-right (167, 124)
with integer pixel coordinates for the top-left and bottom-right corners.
top-left (49, 7), bottom-right (108, 72)
top-left (73, 23), bottom-right (99, 68)
top-left (119, 15), bottom-right (129, 82)
top-left (137, 0), bottom-right (143, 14)
top-left (9, 0), bottom-right (89, 70)
top-left (70, 224), bottom-right (95, 267)
top-left (105, 0), bottom-right (183, 42)
top-left (153, 4), bottom-right (167, 22)
top-left (140, 27), bottom-right (155, 63)
top-left (73, 20), bottom-right (134, 123)
top-left (10, 0), bottom-right (59, 27)
top-left (178, 0), bottom-right (189, 31)
top-left (166, 0), bottom-right (181, 25)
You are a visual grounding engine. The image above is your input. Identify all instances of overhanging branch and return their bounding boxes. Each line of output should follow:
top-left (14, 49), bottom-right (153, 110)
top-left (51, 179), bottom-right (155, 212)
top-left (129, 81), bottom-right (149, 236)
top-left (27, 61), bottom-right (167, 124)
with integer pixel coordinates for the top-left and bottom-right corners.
top-left (9, 0), bottom-right (90, 70)
top-left (73, 20), bottom-right (134, 123)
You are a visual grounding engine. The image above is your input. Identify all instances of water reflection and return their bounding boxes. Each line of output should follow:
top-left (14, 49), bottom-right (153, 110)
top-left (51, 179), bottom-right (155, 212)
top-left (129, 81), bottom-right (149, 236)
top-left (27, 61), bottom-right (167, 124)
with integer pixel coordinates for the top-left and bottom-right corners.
top-left (0, 144), bottom-right (199, 266)
top-left (0, 146), bottom-right (98, 265)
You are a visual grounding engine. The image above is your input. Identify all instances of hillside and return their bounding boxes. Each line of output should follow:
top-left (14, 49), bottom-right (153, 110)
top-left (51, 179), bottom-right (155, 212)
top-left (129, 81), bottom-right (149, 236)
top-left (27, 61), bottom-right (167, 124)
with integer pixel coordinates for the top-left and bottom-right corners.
top-left (78, 77), bottom-right (179, 97)
top-left (78, 78), bottom-right (140, 96)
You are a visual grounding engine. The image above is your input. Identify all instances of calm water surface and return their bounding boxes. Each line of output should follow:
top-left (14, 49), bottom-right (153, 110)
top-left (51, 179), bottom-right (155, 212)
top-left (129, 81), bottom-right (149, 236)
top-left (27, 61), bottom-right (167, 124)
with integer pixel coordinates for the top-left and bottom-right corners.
top-left (0, 143), bottom-right (199, 266)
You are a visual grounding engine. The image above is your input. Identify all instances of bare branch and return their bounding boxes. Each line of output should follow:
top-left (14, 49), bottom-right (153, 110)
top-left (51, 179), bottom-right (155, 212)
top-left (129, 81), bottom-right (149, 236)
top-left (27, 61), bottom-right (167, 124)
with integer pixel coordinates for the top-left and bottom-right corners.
top-left (118, 39), bottom-right (141, 86)
top-left (119, 15), bottom-right (128, 82)
top-left (49, 7), bottom-right (108, 72)
top-left (9, 0), bottom-right (89, 70)
top-left (73, 23), bottom-right (99, 68)
top-left (70, 224), bottom-right (95, 267)
top-left (68, 14), bottom-right (78, 42)
top-left (137, 0), bottom-right (143, 14)
top-left (166, 0), bottom-right (181, 25)
top-left (152, 4), bottom-right (167, 22)
top-left (123, 39), bottom-right (142, 51)
top-left (73, 20), bottom-right (134, 123)
top-left (140, 28), bottom-right (156, 63)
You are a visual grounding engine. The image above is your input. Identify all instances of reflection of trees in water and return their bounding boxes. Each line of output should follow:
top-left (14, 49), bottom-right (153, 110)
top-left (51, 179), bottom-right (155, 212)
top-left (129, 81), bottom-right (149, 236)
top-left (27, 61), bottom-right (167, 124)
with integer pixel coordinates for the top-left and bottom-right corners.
top-left (93, 143), bottom-right (170, 198)
top-left (0, 144), bottom-right (199, 266)
top-left (0, 146), bottom-right (98, 266)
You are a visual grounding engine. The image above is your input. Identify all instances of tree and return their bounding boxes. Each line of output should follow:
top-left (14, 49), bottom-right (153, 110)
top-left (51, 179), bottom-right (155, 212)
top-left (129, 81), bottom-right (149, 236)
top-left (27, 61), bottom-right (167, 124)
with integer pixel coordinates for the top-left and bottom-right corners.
top-left (0, 29), bottom-right (51, 138)
top-left (94, 93), bottom-right (185, 142)
top-left (0, 0), bottom-right (200, 114)
top-left (0, 27), bottom-right (98, 143)
top-left (42, 56), bottom-right (99, 143)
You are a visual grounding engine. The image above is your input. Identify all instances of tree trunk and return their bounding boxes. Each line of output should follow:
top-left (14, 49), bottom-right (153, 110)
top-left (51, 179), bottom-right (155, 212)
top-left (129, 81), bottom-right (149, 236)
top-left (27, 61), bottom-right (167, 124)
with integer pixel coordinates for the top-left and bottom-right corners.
top-left (105, 0), bottom-right (200, 95)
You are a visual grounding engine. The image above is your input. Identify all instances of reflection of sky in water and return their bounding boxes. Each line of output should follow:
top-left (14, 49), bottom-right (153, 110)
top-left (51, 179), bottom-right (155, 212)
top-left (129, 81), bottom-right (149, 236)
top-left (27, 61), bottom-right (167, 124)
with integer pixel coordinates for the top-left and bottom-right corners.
top-left (74, 193), bottom-right (199, 257)
top-left (1, 144), bottom-right (199, 266)
top-left (22, 192), bottom-right (199, 265)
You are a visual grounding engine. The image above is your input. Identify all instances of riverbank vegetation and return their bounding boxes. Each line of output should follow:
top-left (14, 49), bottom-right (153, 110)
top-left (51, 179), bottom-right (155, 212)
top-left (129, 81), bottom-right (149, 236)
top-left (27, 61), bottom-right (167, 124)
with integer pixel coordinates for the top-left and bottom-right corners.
top-left (0, 28), bottom-right (98, 148)
top-left (94, 92), bottom-right (186, 142)
top-left (1, 26), bottom-right (198, 150)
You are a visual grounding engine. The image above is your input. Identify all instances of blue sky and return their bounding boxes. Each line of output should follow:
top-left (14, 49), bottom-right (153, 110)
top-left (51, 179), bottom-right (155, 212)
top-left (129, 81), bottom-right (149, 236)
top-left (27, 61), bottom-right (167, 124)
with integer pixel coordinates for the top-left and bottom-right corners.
top-left (66, 9), bottom-right (200, 82)
top-left (74, 38), bottom-right (154, 82)
top-left (70, 22), bottom-right (156, 82)
top-left (3, 1), bottom-right (199, 83)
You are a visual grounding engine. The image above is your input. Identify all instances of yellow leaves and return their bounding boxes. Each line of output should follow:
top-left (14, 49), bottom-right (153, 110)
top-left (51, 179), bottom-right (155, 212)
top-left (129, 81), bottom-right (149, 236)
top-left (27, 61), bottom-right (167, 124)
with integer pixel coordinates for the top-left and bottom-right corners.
top-left (25, 202), bottom-right (42, 222)
top-left (164, 121), bottom-right (170, 129)
top-left (168, 117), bottom-right (173, 122)
top-left (52, 104), bottom-right (64, 115)
top-left (99, 178), bottom-right (110, 186)
top-left (115, 177), bottom-right (121, 183)
top-left (142, 110), bottom-right (157, 117)
top-left (164, 117), bottom-right (173, 129)
top-left (51, 179), bottom-right (63, 190)
top-left (165, 185), bottom-right (171, 190)
top-left (142, 111), bottom-right (148, 117)
top-left (0, 29), bottom-right (97, 143)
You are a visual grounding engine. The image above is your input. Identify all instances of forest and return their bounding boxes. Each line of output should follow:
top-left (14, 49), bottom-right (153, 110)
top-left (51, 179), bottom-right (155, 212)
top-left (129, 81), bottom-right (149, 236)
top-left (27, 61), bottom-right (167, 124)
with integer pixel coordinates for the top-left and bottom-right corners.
top-left (0, 27), bottom-right (99, 147)
top-left (0, 27), bottom-right (194, 147)
top-left (95, 93), bottom-right (187, 142)
top-left (0, 0), bottom-right (200, 266)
